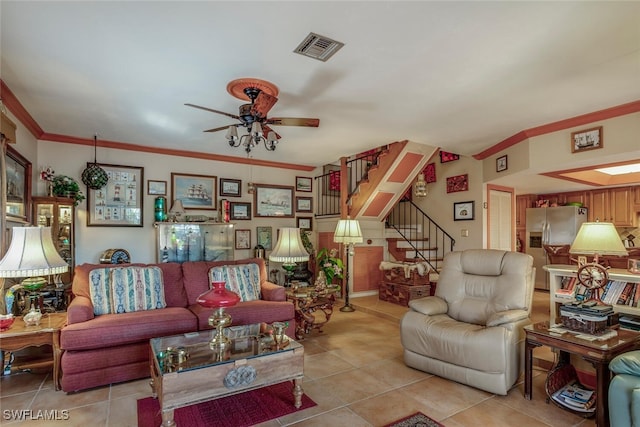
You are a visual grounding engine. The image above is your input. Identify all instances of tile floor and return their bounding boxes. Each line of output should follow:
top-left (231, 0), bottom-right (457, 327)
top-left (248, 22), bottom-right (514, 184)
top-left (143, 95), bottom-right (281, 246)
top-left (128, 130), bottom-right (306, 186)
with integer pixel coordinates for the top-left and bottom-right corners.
top-left (0, 291), bottom-right (596, 426)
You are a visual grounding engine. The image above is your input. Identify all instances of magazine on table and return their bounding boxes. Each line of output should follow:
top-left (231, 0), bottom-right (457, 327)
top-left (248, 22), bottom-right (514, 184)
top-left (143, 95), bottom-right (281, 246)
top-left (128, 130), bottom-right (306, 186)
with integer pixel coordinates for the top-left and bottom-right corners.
top-left (551, 381), bottom-right (596, 412)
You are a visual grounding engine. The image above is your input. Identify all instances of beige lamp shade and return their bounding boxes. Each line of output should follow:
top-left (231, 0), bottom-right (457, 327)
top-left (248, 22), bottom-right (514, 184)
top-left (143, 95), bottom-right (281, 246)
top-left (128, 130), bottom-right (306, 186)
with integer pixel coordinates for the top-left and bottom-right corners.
top-left (570, 222), bottom-right (628, 257)
top-left (0, 227), bottom-right (69, 278)
top-left (269, 228), bottom-right (310, 265)
top-left (334, 218), bottom-right (363, 244)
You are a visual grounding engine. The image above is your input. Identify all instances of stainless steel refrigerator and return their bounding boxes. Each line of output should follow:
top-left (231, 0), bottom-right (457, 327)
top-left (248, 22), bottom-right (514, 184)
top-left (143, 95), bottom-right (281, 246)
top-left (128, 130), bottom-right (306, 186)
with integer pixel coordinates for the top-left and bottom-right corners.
top-left (526, 206), bottom-right (588, 290)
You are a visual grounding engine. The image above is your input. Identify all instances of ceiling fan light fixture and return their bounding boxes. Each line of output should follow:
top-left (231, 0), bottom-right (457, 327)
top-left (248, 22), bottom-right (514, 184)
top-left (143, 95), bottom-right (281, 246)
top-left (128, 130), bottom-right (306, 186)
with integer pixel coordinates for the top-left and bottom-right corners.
top-left (226, 125), bottom-right (239, 145)
top-left (250, 122), bottom-right (262, 138)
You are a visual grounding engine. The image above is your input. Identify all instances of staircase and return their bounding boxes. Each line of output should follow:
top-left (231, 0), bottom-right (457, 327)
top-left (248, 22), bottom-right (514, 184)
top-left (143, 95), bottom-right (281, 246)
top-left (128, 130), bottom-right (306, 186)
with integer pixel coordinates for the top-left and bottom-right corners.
top-left (386, 200), bottom-right (456, 272)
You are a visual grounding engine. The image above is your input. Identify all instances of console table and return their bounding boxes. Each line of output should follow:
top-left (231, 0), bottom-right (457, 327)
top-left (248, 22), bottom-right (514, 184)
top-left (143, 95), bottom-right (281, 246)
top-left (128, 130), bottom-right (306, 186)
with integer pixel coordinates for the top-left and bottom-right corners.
top-left (524, 321), bottom-right (640, 427)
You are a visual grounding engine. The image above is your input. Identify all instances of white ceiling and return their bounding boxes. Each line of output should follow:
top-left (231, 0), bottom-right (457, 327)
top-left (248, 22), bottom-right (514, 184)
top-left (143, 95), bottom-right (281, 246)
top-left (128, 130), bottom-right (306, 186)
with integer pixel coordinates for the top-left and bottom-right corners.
top-left (1, 1), bottom-right (639, 193)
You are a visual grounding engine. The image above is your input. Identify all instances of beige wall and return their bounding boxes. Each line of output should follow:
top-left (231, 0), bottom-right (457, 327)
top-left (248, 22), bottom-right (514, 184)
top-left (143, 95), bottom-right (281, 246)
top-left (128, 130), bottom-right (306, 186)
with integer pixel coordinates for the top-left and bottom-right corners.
top-left (37, 140), bottom-right (318, 265)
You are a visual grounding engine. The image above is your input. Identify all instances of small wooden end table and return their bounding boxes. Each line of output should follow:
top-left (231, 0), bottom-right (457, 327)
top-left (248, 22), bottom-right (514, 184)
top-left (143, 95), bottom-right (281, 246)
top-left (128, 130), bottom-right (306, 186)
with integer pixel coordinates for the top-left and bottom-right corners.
top-left (0, 312), bottom-right (67, 390)
top-left (286, 285), bottom-right (340, 340)
top-left (524, 321), bottom-right (640, 427)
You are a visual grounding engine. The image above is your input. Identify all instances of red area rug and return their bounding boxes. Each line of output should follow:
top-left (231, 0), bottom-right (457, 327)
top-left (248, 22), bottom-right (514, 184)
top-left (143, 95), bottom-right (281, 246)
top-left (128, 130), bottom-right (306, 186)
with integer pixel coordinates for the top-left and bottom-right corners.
top-left (137, 381), bottom-right (316, 427)
top-left (385, 411), bottom-right (446, 427)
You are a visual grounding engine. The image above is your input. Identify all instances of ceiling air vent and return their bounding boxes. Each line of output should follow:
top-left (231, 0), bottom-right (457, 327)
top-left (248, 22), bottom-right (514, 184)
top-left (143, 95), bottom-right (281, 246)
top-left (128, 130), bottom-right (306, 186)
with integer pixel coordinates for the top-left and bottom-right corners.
top-left (293, 32), bottom-right (344, 62)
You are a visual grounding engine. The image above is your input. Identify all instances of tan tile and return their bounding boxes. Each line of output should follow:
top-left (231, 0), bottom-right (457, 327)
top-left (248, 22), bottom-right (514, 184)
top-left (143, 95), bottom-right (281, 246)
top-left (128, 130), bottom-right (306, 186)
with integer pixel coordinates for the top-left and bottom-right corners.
top-left (109, 378), bottom-right (153, 400)
top-left (360, 356), bottom-right (432, 387)
top-left (396, 375), bottom-right (492, 420)
top-left (291, 406), bottom-right (373, 426)
top-left (0, 372), bottom-right (49, 396)
top-left (313, 368), bottom-right (395, 404)
top-left (444, 398), bottom-right (550, 427)
top-left (30, 385), bottom-right (110, 412)
top-left (0, 391), bottom-right (38, 425)
top-left (303, 351), bottom-right (355, 379)
top-left (271, 379), bottom-right (346, 425)
top-left (349, 389), bottom-right (438, 426)
top-left (107, 394), bottom-right (144, 427)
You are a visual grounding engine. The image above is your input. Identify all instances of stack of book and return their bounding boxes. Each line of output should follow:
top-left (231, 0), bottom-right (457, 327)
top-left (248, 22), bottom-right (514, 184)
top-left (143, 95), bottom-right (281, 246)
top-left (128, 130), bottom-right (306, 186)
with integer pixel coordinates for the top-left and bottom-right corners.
top-left (551, 381), bottom-right (596, 413)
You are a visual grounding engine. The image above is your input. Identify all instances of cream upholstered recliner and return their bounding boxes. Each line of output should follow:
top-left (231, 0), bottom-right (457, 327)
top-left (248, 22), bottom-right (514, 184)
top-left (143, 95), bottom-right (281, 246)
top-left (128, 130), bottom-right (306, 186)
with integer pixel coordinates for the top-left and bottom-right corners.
top-left (400, 249), bottom-right (535, 395)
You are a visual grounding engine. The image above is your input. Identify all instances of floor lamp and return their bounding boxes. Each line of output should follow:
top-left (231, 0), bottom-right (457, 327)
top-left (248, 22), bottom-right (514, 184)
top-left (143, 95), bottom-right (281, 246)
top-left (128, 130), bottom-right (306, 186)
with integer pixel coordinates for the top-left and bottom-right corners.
top-left (334, 218), bottom-right (363, 312)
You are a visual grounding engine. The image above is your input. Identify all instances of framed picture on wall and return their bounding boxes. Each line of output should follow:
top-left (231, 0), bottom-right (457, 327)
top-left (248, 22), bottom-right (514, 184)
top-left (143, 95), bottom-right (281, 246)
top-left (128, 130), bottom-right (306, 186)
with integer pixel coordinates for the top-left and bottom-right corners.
top-left (147, 180), bottom-right (167, 195)
top-left (87, 164), bottom-right (144, 227)
top-left (496, 155), bottom-right (508, 172)
top-left (295, 196), bottom-right (313, 213)
top-left (453, 201), bottom-right (475, 221)
top-left (171, 173), bottom-right (217, 210)
top-left (253, 184), bottom-right (294, 218)
top-left (220, 178), bottom-right (241, 197)
top-left (256, 226), bottom-right (273, 250)
top-left (295, 176), bottom-right (312, 192)
top-left (296, 216), bottom-right (313, 231)
top-left (571, 126), bottom-right (603, 153)
top-left (235, 229), bottom-right (251, 250)
top-left (446, 174), bottom-right (469, 193)
top-left (5, 145), bottom-right (32, 223)
top-left (229, 202), bottom-right (251, 220)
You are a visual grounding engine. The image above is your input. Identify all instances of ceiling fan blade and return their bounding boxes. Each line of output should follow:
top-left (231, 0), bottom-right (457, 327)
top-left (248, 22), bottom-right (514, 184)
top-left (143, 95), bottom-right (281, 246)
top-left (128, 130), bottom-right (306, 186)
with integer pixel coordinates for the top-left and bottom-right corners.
top-left (262, 125), bottom-right (281, 140)
top-left (266, 117), bottom-right (320, 127)
top-left (204, 124), bottom-right (237, 133)
top-left (250, 92), bottom-right (278, 118)
top-left (185, 103), bottom-right (240, 120)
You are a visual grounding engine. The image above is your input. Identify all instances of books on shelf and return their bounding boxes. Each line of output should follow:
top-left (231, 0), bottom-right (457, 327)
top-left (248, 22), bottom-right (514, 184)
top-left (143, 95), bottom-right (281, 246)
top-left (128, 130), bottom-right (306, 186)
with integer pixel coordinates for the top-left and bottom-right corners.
top-left (551, 381), bottom-right (596, 413)
top-left (560, 276), bottom-right (640, 307)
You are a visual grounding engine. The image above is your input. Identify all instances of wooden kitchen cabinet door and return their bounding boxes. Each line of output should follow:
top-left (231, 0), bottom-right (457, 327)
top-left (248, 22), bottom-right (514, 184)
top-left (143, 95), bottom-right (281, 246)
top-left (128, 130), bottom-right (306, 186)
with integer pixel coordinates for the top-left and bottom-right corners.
top-left (353, 245), bottom-right (383, 292)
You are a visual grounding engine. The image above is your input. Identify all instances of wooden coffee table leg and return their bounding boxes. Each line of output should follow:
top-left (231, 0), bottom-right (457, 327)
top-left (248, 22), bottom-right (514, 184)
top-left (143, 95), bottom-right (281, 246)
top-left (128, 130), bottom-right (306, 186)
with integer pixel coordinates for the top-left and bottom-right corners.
top-left (161, 409), bottom-right (176, 427)
top-left (52, 330), bottom-right (62, 391)
top-left (293, 378), bottom-right (303, 409)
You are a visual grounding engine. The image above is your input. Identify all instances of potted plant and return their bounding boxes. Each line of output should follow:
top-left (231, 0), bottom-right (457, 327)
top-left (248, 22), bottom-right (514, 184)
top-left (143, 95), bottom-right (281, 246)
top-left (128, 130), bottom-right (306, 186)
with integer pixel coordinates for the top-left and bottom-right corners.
top-left (51, 175), bottom-right (85, 206)
top-left (316, 248), bottom-right (344, 284)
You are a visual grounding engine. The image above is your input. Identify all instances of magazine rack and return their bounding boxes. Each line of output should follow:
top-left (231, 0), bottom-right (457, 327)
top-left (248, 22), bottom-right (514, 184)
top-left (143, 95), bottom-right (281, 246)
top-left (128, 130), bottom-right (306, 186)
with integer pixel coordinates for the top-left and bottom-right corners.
top-left (544, 362), bottom-right (595, 418)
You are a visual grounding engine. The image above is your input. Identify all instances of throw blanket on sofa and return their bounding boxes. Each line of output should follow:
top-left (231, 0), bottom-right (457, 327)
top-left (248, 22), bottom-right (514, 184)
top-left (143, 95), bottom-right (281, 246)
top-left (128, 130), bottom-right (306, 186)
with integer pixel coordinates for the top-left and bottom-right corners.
top-left (209, 263), bottom-right (261, 302)
top-left (89, 266), bottom-right (167, 315)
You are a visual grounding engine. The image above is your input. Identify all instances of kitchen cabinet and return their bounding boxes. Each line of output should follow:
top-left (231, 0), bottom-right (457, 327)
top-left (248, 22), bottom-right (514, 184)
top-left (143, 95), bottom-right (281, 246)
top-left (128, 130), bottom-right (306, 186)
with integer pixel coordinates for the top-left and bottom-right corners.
top-left (589, 187), bottom-right (635, 226)
top-left (154, 222), bottom-right (234, 263)
top-left (32, 196), bottom-right (75, 283)
top-left (516, 195), bottom-right (535, 228)
top-left (560, 191), bottom-right (588, 207)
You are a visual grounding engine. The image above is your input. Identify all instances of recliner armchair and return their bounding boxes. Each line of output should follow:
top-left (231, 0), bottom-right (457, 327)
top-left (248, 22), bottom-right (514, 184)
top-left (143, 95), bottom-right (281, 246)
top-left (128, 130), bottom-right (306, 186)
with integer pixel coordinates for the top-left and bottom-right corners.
top-left (400, 249), bottom-right (535, 395)
top-left (609, 350), bottom-right (640, 427)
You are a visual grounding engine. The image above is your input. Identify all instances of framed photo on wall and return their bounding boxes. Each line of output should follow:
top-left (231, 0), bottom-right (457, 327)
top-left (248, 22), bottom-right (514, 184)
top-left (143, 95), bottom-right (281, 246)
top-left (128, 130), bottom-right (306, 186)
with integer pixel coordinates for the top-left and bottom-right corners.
top-left (256, 226), bottom-right (273, 250)
top-left (296, 216), bottom-right (313, 231)
top-left (171, 173), bottom-right (217, 210)
top-left (295, 196), bottom-right (313, 213)
top-left (87, 164), bottom-right (144, 227)
top-left (446, 174), bottom-right (469, 193)
top-left (453, 201), bottom-right (475, 221)
top-left (5, 145), bottom-right (32, 223)
top-left (147, 180), bottom-right (167, 195)
top-left (235, 229), bottom-right (251, 250)
top-left (571, 126), bottom-right (603, 153)
top-left (295, 176), bottom-right (312, 192)
top-left (496, 155), bottom-right (508, 172)
top-left (253, 184), bottom-right (294, 218)
top-left (229, 202), bottom-right (251, 220)
top-left (220, 178), bottom-right (241, 197)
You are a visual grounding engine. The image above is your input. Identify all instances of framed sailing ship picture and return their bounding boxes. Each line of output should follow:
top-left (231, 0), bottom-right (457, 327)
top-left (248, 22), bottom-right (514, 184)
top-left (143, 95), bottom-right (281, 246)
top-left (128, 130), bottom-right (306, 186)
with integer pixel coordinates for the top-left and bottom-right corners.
top-left (171, 173), bottom-right (217, 210)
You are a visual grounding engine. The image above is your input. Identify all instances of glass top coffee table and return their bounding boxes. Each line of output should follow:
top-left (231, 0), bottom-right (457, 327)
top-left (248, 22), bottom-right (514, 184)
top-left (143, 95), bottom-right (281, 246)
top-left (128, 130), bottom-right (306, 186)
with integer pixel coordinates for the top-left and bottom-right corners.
top-left (149, 324), bottom-right (304, 427)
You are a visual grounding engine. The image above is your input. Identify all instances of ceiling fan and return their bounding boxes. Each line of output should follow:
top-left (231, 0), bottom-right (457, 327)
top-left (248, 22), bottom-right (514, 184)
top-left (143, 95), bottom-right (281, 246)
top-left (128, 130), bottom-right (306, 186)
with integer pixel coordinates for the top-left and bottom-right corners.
top-left (186, 78), bottom-right (320, 154)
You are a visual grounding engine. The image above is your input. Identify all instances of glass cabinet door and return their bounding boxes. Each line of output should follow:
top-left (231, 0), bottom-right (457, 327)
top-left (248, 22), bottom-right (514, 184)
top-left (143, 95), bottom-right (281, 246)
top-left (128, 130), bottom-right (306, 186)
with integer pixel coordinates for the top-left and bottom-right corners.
top-left (155, 222), bottom-right (234, 263)
top-left (32, 196), bottom-right (75, 283)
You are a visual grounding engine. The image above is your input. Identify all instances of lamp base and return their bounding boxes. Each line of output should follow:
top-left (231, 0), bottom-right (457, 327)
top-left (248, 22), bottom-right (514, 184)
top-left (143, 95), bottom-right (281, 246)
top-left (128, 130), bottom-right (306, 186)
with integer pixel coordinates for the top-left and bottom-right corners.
top-left (208, 307), bottom-right (232, 352)
top-left (339, 304), bottom-right (355, 312)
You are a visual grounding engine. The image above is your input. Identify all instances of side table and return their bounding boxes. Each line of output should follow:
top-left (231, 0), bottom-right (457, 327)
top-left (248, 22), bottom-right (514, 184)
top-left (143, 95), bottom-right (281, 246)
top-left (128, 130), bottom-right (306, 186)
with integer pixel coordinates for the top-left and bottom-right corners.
top-left (0, 312), bottom-right (67, 390)
top-left (286, 285), bottom-right (340, 340)
top-left (524, 321), bottom-right (640, 427)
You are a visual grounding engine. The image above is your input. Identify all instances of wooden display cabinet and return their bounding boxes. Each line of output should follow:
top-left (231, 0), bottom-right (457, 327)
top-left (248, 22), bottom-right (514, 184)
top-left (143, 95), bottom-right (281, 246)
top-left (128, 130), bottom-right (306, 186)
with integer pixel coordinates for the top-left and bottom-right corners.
top-left (32, 196), bottom-right (75, 283)
top-left (589, 186), bottom-right (635, 227)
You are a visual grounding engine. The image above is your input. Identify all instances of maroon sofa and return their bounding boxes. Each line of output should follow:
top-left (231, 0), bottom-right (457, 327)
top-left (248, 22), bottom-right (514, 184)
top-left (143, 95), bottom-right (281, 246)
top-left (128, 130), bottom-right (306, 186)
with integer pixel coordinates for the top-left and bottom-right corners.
top-left (59, 258), bottom-right (295, 393)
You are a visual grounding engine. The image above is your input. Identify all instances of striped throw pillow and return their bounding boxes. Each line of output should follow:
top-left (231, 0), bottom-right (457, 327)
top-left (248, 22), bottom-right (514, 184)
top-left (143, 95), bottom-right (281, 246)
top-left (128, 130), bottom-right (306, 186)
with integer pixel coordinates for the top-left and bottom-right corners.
top-left (209, 264), bottom-right (261, 302)
top-left (88, 268), bottom-right (114, 315)
top-left (110, 266), bottom-right (167, 313)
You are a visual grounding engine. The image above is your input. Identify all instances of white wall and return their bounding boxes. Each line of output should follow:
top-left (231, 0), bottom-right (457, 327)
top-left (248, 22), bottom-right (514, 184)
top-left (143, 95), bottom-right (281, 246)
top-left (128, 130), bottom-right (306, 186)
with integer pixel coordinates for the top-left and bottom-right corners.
top-left (37, 140), bottom-right (318, 264)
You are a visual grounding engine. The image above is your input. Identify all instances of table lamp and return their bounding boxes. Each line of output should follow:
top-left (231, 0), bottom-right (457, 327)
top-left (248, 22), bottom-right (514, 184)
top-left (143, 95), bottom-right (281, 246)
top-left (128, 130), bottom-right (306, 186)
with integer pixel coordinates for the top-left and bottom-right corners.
top-left (196, 271), bottom-right (240, 352)
top-left (269, 228), bottom-right (310, 287)
top-left (168, 199), bottom-right (185, 222)
top-left (333, 217), bottom-right (363, 312)
top-left (569, 221), bottom-right (628, 303)
top-left (0, 227), bottom-right (69, 323)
